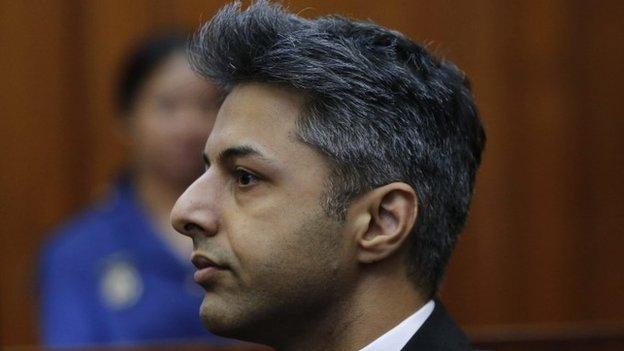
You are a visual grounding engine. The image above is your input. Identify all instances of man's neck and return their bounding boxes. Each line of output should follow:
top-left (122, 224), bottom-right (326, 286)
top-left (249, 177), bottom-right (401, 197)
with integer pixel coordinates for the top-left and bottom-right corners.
top-left (280, 259), bottom-right (426, 351)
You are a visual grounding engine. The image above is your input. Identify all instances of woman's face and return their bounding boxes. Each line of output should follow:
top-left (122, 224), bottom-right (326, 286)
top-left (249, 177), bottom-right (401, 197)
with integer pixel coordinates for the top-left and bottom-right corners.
top-left (128, 52), bottom-right (220, 186)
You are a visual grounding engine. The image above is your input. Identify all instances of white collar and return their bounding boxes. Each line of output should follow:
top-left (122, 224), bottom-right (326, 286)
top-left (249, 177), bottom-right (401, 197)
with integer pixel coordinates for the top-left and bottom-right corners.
top-left (358, 300), bottom-right (435, 351)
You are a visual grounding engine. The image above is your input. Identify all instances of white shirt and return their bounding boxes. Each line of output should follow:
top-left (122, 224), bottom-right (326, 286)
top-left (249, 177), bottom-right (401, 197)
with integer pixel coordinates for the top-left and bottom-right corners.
top-left (359, 300), bottom-right (435, 351)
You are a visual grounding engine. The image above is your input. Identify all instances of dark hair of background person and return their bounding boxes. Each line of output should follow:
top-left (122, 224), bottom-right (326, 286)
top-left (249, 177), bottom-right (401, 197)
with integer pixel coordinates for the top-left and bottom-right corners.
top-left (189, 1), bottom-right (486, 298)
top-left (117, 31), bottom-right (189, 114)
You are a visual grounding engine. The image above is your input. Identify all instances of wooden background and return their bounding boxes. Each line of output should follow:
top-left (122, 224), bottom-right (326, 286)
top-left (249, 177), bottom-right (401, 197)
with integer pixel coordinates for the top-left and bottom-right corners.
top-left (1, 0), bottom-right (623, 347)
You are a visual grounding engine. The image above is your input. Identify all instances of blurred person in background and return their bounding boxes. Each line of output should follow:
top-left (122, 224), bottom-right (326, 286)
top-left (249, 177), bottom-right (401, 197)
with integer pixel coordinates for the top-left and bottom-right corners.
top-left (38, 31), bottom-right (227, 347)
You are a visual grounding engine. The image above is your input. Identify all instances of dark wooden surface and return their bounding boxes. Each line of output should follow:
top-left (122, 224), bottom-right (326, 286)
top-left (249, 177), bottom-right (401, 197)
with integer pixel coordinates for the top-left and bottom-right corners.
top-left (3, 322), bottom-right (624, 351)
top-left (470, 321), bottom-right (624, 351)
top-left (1, 0), bottom-right (623, 347)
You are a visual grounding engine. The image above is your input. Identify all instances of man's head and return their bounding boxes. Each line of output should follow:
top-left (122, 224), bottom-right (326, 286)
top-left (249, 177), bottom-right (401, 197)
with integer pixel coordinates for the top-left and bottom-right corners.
top-left (171, 0), bottom-right (484, 344)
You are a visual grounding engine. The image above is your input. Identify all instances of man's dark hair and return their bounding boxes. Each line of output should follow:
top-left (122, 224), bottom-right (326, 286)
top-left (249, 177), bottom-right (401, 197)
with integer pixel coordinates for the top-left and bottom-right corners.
top-left (189, 0), bottom-right (485, 297)
top-left (117, 30), bottom-right (188, 114)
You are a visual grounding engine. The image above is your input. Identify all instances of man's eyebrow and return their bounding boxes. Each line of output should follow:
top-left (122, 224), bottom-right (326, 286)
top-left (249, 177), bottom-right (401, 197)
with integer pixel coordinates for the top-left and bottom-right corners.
top-left (203, 145), bottom-right (272, 167)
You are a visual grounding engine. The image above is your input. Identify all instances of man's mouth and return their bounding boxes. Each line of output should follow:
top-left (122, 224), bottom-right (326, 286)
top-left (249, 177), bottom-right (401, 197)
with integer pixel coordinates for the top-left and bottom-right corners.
top-left (191, 253), bottom-right (226, 286)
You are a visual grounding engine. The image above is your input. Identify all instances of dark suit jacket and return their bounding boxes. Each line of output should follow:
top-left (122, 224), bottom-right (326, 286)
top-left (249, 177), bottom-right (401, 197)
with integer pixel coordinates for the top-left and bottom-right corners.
top-left (401, 300), bottom-right (473, 351)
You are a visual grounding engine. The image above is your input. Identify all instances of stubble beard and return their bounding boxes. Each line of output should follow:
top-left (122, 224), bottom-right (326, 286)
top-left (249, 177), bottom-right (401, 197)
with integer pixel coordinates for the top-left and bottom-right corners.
top-left (199, 210), bottom-right (353, 349)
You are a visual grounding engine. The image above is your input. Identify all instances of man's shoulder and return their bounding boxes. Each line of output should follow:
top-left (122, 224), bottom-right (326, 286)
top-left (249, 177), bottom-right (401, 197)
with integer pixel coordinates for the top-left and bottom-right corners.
top-left (401, 300), bottom-right (472, 351)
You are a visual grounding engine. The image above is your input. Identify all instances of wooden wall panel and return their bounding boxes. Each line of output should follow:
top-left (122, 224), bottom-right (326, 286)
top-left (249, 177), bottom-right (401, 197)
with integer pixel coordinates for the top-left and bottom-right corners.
top-left (0, 0), bottom-right (84, 344)
top-left (1, 0), bottom-right (623, 347)
top-left (443, 0), bottom-right (624, 325)
top-left (576, 0), bottom-right (624, 320)
top-left (444, 0), bottom-right (589, 324)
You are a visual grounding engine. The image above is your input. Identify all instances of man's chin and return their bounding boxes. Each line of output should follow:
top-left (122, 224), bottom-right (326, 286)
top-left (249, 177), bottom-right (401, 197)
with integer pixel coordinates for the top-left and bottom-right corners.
top-left (199, 296), bottom-right (238, 337)
top-left (199, 296), bottom-right (270, 344)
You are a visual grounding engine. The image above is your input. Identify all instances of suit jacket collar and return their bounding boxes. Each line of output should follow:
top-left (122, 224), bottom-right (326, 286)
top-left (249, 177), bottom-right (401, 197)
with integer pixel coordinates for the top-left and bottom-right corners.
top-left (401, 300), bottom-right (472, 351)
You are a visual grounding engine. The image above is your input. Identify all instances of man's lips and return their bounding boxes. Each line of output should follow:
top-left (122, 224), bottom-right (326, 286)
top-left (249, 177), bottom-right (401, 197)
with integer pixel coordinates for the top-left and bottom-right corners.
top-left (191, 253), bottom-right (227, 286)
top-left (191, 253), bottom-right (222, 270)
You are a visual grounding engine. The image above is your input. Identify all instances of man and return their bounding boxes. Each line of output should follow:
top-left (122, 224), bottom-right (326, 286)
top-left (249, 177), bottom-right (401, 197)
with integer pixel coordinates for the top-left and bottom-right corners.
top-left (171, 1), bottom-right (485, 350)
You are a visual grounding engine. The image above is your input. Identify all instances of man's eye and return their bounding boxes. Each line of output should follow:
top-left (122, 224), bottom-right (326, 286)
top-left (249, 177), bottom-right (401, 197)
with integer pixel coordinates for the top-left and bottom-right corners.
top-left (235, 169), bottom-right (258, 186)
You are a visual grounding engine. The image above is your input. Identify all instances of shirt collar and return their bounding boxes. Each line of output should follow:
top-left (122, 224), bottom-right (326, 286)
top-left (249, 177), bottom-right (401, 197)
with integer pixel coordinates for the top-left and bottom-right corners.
top-left (359, 300), bottom-right (435, 351)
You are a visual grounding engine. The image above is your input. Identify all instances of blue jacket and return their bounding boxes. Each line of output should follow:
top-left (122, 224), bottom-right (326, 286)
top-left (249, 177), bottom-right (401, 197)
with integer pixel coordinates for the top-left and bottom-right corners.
top-left (39, 179), bottom-right (227, 347)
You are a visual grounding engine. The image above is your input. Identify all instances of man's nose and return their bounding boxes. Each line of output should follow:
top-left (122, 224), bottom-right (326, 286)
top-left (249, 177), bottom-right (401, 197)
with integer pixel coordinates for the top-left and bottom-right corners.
top-left (170, 175), bottom-right (219, 239)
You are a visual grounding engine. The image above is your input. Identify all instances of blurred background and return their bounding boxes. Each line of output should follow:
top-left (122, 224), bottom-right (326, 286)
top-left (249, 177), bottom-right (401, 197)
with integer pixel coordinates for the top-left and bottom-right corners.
top-left (1, 0), bottom-right (623, 350)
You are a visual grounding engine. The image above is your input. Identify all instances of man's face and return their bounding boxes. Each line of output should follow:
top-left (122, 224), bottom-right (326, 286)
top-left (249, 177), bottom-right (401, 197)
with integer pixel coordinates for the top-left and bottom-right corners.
top-left (171, 83), bottom-right (355, 341)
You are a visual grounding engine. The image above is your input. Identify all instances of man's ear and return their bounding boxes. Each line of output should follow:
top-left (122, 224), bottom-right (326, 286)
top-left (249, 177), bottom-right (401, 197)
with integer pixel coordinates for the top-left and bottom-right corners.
top-left (348, 182), bottom-right (418, 264)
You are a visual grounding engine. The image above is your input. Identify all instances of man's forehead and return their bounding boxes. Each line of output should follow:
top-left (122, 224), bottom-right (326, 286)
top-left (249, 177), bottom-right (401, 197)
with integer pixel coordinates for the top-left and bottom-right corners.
top-left (218, 83), bottom-right (305, 122)
top-left (204, 83), bottom-right (305, 155)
